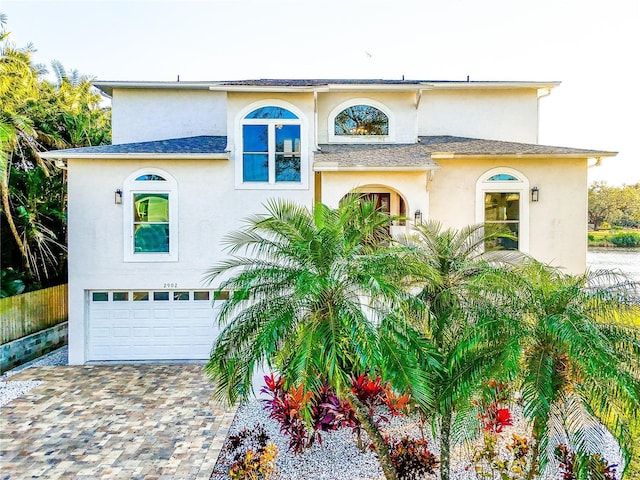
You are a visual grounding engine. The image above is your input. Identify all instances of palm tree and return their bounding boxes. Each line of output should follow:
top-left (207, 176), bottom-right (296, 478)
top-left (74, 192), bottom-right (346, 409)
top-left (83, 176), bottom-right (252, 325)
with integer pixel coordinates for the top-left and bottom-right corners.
top-left (204, 196), bottom-right (435, 480)
top-left (505, 261), bottom-right (640, 479)
top-left (399, 221), bottom-right (523, 480)
top-left (1, 14), bottom-right (110, 288)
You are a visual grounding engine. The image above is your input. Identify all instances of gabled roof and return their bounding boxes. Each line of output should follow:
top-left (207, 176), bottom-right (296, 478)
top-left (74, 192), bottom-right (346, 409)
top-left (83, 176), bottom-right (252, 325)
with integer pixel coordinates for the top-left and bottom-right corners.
top-left (40, 136), bottom-right (228, 160)
top-left (314, 136), bottom-right (616, 171)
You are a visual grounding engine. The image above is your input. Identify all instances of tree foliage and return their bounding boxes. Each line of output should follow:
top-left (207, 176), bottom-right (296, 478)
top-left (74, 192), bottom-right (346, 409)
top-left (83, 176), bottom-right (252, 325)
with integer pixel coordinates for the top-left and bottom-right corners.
top-left (0, 14), bottom-right (111, 294)
top-left (588, 181), bottom-right (640, 230)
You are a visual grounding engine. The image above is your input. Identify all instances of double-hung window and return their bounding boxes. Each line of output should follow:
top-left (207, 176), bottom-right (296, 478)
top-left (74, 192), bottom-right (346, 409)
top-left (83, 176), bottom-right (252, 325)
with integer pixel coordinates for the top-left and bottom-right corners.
top-left (239, 105), bottom-right (304, 187)
top-left (123, 169), bottom-right (178, 262)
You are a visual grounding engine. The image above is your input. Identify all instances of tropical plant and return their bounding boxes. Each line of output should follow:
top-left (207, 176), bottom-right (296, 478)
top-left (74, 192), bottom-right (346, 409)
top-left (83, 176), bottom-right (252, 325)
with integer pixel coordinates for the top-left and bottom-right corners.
top-left (1, 14), bottom-right (110, 290)
top-left (503, 261), bottom-right (640, 479)
top-left (398, 221), bottom-right (523, 480)
top-left (204, 196), bottom-right (436, 480)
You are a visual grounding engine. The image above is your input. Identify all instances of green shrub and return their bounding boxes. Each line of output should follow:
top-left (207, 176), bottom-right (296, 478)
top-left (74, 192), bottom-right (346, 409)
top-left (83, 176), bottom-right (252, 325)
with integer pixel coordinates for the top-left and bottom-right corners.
top-left (609, 232), bottom-right (640, 247)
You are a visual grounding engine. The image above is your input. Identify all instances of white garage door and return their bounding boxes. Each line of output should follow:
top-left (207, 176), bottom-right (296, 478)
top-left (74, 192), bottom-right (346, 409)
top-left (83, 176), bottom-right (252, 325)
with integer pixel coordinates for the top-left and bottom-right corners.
top-left (88, 290), bottom-right (221, 361)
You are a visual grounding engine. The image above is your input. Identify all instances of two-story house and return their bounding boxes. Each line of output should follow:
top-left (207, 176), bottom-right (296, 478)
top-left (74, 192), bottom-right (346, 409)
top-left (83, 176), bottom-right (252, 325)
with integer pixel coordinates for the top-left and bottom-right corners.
top-left (42, 79), bottom-right (615, 365)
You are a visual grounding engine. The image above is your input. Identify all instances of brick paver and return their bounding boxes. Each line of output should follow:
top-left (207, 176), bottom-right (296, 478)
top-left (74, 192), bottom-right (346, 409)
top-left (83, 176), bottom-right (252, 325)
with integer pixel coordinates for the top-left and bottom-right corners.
top-left (0, 364), bottom-right (236, 479)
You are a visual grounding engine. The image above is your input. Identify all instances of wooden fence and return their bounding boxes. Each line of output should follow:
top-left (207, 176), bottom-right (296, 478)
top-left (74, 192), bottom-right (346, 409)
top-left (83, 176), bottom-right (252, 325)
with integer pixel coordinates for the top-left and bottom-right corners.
top-left (0, 284), bottom-right (68, 344)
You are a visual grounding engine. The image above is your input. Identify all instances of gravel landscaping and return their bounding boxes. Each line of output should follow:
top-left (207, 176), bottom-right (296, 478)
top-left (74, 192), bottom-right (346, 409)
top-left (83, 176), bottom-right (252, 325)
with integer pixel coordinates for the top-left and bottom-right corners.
top-left (211, 396), bottom-right (624, 480)
top-left (0, 346), bottom-right (68, 407)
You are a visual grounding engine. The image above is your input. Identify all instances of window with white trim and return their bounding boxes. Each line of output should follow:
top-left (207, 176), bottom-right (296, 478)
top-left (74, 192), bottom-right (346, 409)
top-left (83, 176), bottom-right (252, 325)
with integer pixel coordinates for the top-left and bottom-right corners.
top-left (328, 99), bottom-right (395, 143)
top-left (240, 106), bottom-right (302, 185)
top-left (334, 105), bottom-right (389, 135)
top-left (476, 168), bottom-right (530, 253)
top-left (123, 168), bottom-right (178, 262)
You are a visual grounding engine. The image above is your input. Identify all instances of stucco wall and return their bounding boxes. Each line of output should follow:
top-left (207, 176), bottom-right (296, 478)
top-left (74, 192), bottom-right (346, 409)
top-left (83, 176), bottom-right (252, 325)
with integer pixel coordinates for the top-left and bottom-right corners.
top-left (319, 170), bottom-right (429, 216)
top-left (418, 89), bottom-right (540, 143)
top-left (428, 157), bottom-right (588, 274)
top-left (66, 157), bottom-right (313, 364)
top-left (316, 91), bottom-right (417, 144)
top-left (111, 89), bottom-right (227, 144)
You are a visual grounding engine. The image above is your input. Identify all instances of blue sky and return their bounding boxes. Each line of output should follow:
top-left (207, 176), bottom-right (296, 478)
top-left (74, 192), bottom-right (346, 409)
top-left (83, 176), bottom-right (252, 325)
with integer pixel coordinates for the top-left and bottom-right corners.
top-left (4, 0), bottom-right (639, 185)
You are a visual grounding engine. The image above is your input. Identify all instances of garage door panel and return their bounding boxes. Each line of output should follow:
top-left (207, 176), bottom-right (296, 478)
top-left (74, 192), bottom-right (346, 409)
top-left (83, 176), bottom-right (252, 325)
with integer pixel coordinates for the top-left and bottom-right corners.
top-left (88, 290), bottom-right (221, 361)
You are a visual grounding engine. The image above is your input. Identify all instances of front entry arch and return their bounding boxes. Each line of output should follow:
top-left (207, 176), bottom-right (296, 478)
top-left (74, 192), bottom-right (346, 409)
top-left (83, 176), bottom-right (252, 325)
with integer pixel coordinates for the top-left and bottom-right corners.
top-left (340, 185), bottom-right (410, 234)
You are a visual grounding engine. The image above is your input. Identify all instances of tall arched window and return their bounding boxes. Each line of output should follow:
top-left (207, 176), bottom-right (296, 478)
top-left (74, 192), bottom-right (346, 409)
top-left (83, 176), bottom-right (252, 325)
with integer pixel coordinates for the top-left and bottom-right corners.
top-left (476, 168), bottom-right (530, 252)
top-left (239, 105), bottom-right (303, 185)
top-left (123, 168), bottom-right (178, 262)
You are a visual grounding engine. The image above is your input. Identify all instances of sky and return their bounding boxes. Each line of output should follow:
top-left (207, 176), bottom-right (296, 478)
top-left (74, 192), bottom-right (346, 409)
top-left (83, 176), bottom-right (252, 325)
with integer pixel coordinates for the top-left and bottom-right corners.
top-left (3, 0), bottom-right (639, 186)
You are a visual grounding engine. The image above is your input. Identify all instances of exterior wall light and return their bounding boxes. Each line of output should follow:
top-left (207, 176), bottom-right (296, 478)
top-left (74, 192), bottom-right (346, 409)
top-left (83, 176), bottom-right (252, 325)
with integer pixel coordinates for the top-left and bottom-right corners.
top-left (115, 189), bottom-right (123, 204)
top-left (414, 209), bottom-right (423, 224)
top-left (531, 187), bottom-right (539, 202)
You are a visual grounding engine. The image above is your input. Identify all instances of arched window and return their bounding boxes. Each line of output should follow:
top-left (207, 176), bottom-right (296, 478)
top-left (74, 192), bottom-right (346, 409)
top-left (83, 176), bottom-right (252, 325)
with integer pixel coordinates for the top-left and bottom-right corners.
top-left (476, 168), bottom-right (530, 252)
top-left (328, 99), bottom-right (394, 143)
top-left (123, 168), bottom-right (178, 262)
top-left (239, 104), bottom-right (303, 185)
top-left (334, 105), bottom-right (389, 135)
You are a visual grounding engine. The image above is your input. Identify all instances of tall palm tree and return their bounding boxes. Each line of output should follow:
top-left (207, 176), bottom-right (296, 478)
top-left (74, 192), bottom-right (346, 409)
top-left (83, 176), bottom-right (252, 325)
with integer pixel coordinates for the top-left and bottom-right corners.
top-left (399, 221), bottom-right (523, 480)
top-left (204, 196), bottom-right (435, 480)
top-left (505, 261), bottom-right (640, 479)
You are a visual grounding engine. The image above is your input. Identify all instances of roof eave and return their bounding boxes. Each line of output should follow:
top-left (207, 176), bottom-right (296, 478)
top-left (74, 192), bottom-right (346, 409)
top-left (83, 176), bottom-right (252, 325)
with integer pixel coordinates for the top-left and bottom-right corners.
top-left (313, 163), bottom-right (441, 172)
top-left (40, 152), bottom-right (229, 160)
top-left (430, 152), bottom-right (617, 160)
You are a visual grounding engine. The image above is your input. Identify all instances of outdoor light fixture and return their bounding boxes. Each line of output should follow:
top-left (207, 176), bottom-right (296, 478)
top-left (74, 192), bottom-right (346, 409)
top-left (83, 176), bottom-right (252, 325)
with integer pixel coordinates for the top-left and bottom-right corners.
top-left (414, 209), bottom-right (422, 224)
top-left (115, 189), bottom-right (123, 204)
top-left (531, 187), bottom-right (539, 202)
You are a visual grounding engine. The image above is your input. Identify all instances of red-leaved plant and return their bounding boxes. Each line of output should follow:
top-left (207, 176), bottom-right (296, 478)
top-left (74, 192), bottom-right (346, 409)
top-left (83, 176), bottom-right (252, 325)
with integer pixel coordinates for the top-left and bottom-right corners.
top-left (385, 436), bottom-right (439, 479)
top-left (261, 373), bottom-right (413, 453)
top-left (261, 374), bottom-right (313, 453)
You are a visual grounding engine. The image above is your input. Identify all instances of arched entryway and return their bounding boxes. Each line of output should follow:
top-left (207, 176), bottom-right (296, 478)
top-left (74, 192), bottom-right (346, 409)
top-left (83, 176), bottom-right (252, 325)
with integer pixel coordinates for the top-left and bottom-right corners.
top-left (340, 185), bottom-right (410, 234)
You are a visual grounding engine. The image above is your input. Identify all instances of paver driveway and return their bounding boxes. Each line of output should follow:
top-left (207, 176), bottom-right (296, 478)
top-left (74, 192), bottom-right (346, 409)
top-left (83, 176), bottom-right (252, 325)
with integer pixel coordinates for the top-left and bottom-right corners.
top-left (0, 364), bottom-right (236, 479)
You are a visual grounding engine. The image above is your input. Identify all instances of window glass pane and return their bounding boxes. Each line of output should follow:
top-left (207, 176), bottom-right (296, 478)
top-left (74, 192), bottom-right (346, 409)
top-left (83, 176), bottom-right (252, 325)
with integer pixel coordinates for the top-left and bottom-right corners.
top-left (134, 194), bottom-right (169, 222)
top-left (275, 154), bottom-right (301, 182)
top-left (487, 174), bottom-right (518, 181)
top-left (243, 125), bottom-right (268, 152)
top-left (174, 291), bottom-right (190, 301)
top-left (133, 292), bottom-right (149, 301)
top-left (275, 125), bottom-right (300, 152)
top-left (214, 290), bottom-right (230, 300)
top-left (484, 193), bottom-right (519, 221)
top-left (485, 223), bottom-right (519, 250)
top-left (92, 292), bottom-right (108, 301)
top-left (135, 174), bottom-right (166, 181)
top-left (243, 154), bottom-right (269, 182)
top-left (134, 224), bottom-right (170, 252)
top-left (194, 291), bottom-right (210, 301)
top-left (113, 292), bottom-right (129, 301)
top-left (246, 106), bottom-right (298, 119)
top-left (335, 105), bottom-right (389, 135)
top-left (154, 291), bottom-right (170, 301)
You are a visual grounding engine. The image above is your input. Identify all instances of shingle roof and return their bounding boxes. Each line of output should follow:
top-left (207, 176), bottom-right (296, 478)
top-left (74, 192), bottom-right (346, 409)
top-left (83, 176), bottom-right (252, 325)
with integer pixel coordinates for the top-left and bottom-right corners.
top-left (314, 136), bottom-right (616, 170)
top-left (40, 136), bottom-right (228, 158)
top-left (417, 136), bottom-right (616, 156)
top-left (314, 143), bottom-right (440, 170)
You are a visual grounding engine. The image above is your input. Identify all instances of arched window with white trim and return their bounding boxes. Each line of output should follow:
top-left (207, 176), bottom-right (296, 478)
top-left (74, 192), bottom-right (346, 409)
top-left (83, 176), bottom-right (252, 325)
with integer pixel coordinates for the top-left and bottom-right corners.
top-left (236, 101), bottom-right (307, 189)
top-left (476, 167), bottom-right (530, 252)
top-left (328, 99), bottom-right (395, 143)
top-left (123, 168), bottom-right (178, 262)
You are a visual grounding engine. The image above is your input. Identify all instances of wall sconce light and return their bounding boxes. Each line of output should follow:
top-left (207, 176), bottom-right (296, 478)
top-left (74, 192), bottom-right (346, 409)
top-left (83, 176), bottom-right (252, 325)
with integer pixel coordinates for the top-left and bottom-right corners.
top-left (531, 187), bottom-right (539, 202)
top-left (414, 209), bottom-right (423, 224)
top-left (115, 189), bottom-right (123, 204)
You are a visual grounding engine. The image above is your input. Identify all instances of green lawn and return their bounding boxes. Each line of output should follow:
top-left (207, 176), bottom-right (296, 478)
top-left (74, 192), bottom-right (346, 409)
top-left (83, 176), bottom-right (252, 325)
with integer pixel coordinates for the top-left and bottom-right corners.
top-left (588, 229), bottom-right (640, 248)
